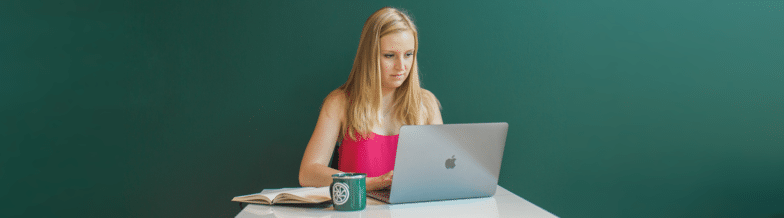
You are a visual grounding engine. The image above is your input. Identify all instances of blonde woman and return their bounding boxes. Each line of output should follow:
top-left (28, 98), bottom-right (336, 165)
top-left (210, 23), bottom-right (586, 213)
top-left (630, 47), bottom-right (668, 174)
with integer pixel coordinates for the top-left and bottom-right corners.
top-left (298, 7), bottom-right (443, 191)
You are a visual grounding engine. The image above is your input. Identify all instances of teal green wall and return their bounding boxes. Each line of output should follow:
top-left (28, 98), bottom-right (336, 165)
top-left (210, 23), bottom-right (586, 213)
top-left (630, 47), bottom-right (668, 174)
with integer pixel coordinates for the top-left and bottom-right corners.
top-left (2, 0), bottom-right (783, 217)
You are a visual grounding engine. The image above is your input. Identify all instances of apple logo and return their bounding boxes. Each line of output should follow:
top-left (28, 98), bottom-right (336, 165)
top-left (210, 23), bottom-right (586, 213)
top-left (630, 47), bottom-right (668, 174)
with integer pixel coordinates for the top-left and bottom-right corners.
top-left (445, 155), bottom-right (456, 169)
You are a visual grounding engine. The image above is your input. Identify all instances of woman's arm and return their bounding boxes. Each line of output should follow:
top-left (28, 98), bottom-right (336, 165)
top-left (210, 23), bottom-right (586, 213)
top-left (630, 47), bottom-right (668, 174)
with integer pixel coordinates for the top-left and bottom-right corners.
top-left (299, 91), bottom-right (346, 187)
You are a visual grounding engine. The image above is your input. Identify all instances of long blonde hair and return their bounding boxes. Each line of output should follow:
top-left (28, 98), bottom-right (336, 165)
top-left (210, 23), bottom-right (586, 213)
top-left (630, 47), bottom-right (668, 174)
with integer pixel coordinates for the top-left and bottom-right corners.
top-left (338, 7), bottom-right (439, 141)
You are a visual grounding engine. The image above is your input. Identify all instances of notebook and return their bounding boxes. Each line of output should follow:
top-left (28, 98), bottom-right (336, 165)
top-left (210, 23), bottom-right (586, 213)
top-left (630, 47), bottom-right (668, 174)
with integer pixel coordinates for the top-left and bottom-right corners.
top-left (367, 122), bottom-right (509, 204)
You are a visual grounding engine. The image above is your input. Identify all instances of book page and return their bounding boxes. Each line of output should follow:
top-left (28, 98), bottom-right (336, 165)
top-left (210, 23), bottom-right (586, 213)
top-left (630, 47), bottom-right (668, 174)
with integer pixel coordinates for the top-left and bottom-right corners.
top-left (273, 186), bottom-right (331, 204)
top-left (258, 187), bottom-right (305, 200)
top-left (234, 187), bottom-right (331, 204)
top-left (232, 194), bottom-right (271, 204)
top-left (282, 186), bottom-right (329, 197)
top-left (232, 187), bottom-right (301, 204)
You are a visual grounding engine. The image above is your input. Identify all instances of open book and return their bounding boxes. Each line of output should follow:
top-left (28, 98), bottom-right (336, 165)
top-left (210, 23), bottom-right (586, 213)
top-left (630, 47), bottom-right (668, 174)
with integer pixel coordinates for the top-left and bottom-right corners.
top-left (232, 186), bottom-right (332, 205)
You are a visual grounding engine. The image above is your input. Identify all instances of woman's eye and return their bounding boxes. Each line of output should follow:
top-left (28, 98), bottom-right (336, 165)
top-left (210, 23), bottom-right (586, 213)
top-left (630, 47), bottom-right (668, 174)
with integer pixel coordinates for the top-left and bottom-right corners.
top-left (384, 54), bottom-right (394, 58)
top-left (406, 53), bottom-right (413, 57)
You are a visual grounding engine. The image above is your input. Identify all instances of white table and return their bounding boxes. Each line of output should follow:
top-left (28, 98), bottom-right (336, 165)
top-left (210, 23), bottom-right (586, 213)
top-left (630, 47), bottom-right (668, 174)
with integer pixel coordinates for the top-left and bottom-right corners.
top-left (235, 186), bottom-right (557, 218)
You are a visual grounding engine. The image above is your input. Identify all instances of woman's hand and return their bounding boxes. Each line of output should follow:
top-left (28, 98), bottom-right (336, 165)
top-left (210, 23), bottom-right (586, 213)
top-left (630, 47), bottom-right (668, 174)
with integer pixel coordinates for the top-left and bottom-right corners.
top-left (365, 170), bottom-right (393, 191)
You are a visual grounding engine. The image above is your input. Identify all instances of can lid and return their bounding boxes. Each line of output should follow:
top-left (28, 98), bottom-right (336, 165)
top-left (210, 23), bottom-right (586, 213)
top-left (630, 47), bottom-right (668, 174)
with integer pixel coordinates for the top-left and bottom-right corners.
top-left (332, 173), bottom-right (366, 179)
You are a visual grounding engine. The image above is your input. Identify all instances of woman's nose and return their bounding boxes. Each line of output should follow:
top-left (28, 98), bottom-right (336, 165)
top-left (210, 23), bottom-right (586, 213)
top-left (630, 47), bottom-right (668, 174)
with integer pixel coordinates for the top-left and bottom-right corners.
top-left (395, 57), bottom-right (406, 70)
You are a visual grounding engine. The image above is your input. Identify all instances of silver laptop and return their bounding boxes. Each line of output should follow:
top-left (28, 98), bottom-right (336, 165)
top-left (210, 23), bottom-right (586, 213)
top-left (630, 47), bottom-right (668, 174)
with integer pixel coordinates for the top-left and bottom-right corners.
top-left (367, 122), bottom-right (509, 204)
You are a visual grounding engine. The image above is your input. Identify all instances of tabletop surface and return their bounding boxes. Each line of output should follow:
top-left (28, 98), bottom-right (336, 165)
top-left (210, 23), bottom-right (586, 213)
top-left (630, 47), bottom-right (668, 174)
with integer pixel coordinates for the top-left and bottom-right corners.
top-left (235, 186), bottom-right (558, 218)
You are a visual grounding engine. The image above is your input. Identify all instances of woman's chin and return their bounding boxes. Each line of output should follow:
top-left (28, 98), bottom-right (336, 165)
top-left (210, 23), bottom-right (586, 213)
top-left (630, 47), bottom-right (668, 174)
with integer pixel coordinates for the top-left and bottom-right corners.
top-left (383, 83), bottom-right (404, 90)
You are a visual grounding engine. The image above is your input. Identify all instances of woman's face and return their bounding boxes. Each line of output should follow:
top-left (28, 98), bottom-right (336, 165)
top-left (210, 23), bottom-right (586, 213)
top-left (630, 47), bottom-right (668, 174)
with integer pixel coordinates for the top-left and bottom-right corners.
top-left (379, 30), bottom-right (415, 91)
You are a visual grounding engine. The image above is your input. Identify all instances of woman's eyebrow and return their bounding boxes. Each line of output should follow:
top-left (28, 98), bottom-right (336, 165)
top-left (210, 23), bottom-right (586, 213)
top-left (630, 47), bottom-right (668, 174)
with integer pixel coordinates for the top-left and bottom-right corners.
top-left (381, 49), bottom-right (415, 53)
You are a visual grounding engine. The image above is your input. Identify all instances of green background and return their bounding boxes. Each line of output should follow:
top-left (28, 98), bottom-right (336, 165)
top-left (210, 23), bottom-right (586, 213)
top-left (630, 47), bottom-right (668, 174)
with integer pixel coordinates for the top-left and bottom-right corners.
top-left (2, 0), bottom-right (783, 217)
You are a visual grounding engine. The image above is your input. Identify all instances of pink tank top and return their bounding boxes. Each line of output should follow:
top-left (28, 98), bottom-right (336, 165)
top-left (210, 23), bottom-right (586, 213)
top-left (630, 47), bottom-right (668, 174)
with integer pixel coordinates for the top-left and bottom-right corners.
top-left (338, 130), bottom-right (399, 178)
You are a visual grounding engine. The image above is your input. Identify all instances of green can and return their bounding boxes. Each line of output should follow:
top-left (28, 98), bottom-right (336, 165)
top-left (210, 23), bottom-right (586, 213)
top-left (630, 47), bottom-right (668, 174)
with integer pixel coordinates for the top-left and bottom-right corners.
top-left (330, 173), bottom-right (366, 211)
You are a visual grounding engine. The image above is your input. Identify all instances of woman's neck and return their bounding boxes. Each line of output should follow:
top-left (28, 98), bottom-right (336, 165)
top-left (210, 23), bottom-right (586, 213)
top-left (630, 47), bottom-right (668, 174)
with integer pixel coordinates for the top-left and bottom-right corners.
top-left (382, 86), bottom-right (396, 97)
top-left (381, 87), bottom-right (396, 106)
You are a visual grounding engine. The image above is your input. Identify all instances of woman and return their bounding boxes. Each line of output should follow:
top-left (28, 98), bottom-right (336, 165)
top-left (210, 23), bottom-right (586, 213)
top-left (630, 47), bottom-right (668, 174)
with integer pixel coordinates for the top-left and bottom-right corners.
top-left (298, 7), bottom-right (443, 191)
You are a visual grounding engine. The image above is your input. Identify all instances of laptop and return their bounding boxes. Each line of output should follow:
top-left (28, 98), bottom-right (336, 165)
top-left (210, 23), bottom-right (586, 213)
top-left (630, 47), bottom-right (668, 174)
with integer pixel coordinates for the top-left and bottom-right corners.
top-left (367, 122), bottom-right (509, 204)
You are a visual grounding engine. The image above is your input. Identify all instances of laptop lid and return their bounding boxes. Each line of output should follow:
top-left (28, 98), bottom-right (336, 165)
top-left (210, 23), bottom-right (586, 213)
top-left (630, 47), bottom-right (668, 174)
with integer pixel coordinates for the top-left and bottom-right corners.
top-left (385, 122), bottom-right (509, 204)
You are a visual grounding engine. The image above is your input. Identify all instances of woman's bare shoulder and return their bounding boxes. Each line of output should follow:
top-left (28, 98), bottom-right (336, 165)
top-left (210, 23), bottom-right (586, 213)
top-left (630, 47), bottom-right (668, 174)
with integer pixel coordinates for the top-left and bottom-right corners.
top-left (421, 88), bottom-right (434, 96)
top-left (321, 89), bottom-right (348, 119)
top-left (420, 88), bottom-right (442, 110)
top-left (324, 89), bottom-right (348, 105)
